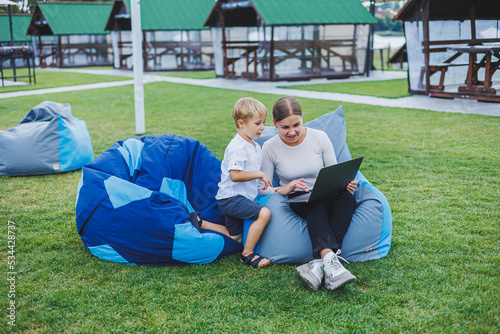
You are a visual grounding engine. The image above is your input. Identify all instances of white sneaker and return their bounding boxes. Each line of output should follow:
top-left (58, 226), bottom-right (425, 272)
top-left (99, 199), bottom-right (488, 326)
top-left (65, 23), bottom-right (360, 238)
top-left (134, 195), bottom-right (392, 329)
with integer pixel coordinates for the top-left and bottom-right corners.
top-left (323, 250), bottom-right (356, 291)
top-left (297, 259), bottom-right (324, 291)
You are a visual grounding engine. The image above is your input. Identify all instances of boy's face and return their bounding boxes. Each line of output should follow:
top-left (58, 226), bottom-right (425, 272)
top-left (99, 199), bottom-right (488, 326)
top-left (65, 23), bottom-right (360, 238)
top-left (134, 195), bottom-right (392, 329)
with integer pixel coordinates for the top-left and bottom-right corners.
top-left (237, 114), bottom-right (266, 142)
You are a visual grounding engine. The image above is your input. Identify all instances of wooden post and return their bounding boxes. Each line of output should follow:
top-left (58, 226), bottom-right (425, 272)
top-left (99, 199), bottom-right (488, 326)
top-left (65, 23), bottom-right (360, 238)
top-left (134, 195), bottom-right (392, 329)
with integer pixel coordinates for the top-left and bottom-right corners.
top-left (270, 26), bottom-right (275, 81)
top-left (352, 24), bottom-right (358, 71)
top-left (8, 4), bottom-right (16, 81)
top-left (365, 0), bottom-right (375, 76)
top-left (142, 31), bottom-right (148, 71)
top-left (221, 10), bottom-right (228, 76)
top-left (245, 48), bottom-right (249, 73)
top-left (38, 35), bottom-right (44, 67)
top-left (180, 30), bottom-right (185, 68)
top-left (254, 46), bottom-right (257, 75)
top-left (423, 0), bottom-right (430, 95)
top-left (470, 4), bottom-right (477, 44)
top-left (58, 36), bottom-right (63, 67)
top-left (301, 26), bottom-right (306, 70)
top-left (484, 52), bottom-right (492, 90)
top-left (90, 35), bottom-right (94, 65)
top-left (469, 4), bottom-right (477, 85)
top-left (312, 25), bottom-right (318, 73)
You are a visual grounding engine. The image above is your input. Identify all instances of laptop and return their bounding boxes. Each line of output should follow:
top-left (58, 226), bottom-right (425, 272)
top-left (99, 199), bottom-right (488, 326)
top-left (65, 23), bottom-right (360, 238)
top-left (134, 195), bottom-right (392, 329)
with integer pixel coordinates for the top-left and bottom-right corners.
top-left (282, 156), bottom-right (363, 203)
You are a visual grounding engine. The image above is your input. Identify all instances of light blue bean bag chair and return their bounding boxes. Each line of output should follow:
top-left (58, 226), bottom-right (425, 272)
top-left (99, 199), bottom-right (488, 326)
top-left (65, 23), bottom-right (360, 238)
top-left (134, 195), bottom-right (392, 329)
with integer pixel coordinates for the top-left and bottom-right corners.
top-left (243, 105), bottom-right (392, 264)
top-left (0, 101), bottom-right (94, 176)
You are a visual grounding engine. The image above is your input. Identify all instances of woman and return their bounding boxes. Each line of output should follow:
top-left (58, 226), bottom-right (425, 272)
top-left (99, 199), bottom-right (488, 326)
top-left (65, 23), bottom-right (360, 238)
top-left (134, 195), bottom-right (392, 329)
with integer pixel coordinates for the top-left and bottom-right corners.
top-left (259, 96), bottom-right (357, 291)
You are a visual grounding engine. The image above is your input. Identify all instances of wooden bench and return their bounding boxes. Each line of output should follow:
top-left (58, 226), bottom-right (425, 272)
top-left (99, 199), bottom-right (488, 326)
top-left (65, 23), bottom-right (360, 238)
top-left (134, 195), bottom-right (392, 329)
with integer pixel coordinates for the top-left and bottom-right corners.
top-left (419, 63), bottom-right (468, 90)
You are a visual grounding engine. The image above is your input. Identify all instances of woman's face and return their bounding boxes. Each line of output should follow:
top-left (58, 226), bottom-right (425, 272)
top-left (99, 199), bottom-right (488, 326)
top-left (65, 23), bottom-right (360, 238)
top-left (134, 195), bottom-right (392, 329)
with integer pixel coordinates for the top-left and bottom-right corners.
top-left (273, 114), bottom-right (304, 146)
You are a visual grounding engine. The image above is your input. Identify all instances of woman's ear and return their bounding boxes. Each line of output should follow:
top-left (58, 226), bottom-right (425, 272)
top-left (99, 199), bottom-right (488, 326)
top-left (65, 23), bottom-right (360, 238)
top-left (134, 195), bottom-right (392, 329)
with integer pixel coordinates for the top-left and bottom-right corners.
top-left (272, 119), bottom-right (277, 128)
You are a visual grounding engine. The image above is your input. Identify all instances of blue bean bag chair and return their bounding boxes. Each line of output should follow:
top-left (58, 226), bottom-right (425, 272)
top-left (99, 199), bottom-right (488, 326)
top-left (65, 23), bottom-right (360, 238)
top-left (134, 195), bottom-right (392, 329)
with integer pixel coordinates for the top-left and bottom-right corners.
top-left (76, 135), bottom-right (242, 265)
top-left (0, 101), bottom-right (94, 176)
top-left (243, 105), bottom-right (392, 264)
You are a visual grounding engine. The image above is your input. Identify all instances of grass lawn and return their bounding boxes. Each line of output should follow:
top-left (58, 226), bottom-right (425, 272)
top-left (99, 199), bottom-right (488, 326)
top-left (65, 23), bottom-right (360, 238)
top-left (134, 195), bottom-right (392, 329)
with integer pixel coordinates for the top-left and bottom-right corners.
top-left (161, 71), bottom-right (217, 79)
top-left (0, 68), bottom-right (129, 94)
top-left (287, 78), bottom-right (411, 99)
top-left (0, 80), bottom-right (498, 333)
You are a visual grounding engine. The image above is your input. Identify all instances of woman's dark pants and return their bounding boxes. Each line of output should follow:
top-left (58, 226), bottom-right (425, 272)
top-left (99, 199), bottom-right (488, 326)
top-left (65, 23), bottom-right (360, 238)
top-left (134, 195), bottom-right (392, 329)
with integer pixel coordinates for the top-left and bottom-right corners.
top-left (290, 191), bottom-right (355, 258)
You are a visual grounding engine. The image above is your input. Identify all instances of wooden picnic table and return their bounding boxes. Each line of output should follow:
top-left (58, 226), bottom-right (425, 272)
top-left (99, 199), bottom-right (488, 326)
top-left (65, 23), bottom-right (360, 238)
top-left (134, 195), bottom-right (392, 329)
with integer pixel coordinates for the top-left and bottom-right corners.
top-left (447, 45), bottom-right (500, 95)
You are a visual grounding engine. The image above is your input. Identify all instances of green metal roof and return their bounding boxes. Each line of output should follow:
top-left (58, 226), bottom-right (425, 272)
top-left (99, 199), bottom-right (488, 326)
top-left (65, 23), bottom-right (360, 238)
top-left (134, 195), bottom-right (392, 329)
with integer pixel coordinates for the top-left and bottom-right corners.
top-left (0, 15), bottom-right (31, 42)
top-left (251, 0), bottom-right (377, 25)
top-left (32, 2), bottom-right (113, 35)
top-left (121, 0), bottom-right (213, 31)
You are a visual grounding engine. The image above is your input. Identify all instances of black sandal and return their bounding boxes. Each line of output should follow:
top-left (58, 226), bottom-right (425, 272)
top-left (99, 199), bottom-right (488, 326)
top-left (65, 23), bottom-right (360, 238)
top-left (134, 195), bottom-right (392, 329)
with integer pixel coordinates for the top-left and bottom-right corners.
top-left (240, 252), bottom-right (270, 268)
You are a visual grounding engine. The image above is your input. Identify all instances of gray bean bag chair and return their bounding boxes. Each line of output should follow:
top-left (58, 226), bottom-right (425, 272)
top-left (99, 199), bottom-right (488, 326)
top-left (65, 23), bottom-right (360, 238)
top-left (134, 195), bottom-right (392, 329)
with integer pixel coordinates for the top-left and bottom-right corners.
top-left (243, 105), bottom-right (392, 264)
top-left (0, 101), bottom-right (94, 176)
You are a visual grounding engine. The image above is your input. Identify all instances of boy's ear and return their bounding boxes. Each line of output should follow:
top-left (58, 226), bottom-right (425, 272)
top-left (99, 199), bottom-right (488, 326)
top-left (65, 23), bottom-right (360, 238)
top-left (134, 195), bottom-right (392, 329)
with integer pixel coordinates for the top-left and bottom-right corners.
top-left (236, 119), bottom-right (244, 128)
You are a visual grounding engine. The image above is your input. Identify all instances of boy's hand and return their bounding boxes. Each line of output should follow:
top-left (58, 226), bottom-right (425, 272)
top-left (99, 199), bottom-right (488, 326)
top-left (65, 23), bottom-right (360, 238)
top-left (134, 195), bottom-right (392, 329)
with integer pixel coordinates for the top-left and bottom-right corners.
top-left (260, 172), bottom-right (273, 190)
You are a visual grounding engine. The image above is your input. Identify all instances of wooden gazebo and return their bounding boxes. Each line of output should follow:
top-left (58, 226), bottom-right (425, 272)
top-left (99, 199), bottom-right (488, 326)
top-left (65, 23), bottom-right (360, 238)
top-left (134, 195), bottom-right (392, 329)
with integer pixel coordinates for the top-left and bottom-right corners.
top-left (26, 2), bottom-right (113, 68)
top-left (394, 0), bottom-right (500, 102)
top-left (105, 0), bottom-right (214, 71)
top-left (0, 14), bottom-right (35, 85)
top-left (204, 0), bottom-right (377, 81)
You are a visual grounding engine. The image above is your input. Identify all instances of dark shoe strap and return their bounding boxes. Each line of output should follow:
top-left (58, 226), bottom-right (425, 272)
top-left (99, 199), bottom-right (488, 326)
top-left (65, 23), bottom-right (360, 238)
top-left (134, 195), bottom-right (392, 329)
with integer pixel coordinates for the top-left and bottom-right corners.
top-left (241, 252), bottom-right (263, 268)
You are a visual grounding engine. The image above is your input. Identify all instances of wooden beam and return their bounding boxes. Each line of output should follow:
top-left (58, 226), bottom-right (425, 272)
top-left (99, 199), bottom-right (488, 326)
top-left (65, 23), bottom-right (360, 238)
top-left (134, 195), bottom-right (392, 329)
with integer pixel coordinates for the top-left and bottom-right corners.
top-left (423, 0), bottom-right (430, 95)
top-left (221, 10), bottom-right (228, 76)
top-left (58, 35), bottom-right (63, 67)
top-left (315, 42), bottom-right (353, 64)
top-left (426, 38), bottom-right (500, 46)
top-left (470, 4), bottom-right (477, 43)
top-left (141, 31), bottom-right (147, 70)
top-left (270, 26), bottom-right (275, 81)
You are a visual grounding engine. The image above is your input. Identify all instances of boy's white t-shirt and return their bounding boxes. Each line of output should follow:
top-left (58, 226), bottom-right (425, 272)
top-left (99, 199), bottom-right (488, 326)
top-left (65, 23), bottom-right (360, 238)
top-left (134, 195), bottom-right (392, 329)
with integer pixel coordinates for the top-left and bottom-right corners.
top-left (216, 133), bottom-right (262, 201)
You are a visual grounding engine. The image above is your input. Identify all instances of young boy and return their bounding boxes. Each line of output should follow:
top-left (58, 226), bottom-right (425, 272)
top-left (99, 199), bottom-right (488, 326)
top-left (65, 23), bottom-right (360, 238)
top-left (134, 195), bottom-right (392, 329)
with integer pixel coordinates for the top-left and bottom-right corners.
top-left (216, 97), bottom-right (273, 269)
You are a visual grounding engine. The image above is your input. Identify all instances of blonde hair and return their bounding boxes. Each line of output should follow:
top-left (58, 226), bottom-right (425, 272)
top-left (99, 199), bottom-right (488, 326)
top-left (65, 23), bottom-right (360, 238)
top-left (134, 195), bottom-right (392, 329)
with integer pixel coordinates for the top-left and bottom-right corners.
top-left (232, 97), bottom-right (267, 128)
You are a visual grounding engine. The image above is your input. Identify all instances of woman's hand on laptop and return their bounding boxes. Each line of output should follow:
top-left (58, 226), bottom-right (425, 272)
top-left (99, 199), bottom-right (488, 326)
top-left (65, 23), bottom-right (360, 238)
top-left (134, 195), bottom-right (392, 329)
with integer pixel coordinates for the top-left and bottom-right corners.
top-left (346, 181), bottom-right (358, 194)
top-left (276, 178), bottom-right (308, 195)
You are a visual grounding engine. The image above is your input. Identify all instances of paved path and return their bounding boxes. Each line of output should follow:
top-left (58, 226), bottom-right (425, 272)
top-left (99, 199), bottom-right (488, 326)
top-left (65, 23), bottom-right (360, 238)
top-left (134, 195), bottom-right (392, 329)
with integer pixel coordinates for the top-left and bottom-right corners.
top-left (1, 68), bottom-right (499, 117)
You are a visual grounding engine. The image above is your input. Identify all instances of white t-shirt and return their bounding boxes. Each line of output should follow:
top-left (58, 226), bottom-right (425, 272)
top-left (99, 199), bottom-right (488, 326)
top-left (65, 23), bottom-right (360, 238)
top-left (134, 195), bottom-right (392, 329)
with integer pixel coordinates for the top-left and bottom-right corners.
top-left (216, 133), bottom-right (262, 201)
top-left (259, 128), bottom-right (337, 196)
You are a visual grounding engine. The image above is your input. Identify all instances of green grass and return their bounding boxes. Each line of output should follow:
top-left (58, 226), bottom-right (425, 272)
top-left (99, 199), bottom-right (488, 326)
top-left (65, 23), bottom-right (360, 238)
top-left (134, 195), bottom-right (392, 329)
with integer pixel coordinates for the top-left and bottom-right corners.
top-left (0, 68), bottom-right (129, 93)
top-left (287, 78), bottom-right (410, 99)
top-left (0, 79), bottom-right (499, 333)
top-left (161, 71), bottom-right (216, 79)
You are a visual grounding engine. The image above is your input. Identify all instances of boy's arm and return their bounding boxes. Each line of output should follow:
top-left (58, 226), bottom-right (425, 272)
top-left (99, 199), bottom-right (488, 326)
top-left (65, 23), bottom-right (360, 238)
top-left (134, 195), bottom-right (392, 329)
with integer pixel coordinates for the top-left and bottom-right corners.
top-left (259, 142), bottom-right (278, 196)
top-left (230, 170), bottom-right (272, 189)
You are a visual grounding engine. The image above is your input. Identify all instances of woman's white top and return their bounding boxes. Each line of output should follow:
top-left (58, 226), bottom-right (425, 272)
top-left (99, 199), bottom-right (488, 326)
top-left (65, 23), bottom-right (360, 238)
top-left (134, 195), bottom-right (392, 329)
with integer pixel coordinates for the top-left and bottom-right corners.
top-left (259, 128), bottom-right (336, 196)
top-left (216, 133), bottom-right (262, 201)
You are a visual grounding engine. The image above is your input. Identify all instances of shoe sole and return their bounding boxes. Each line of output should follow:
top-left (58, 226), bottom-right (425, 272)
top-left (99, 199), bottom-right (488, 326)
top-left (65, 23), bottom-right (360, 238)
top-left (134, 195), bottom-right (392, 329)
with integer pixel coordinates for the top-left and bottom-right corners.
top-left (325, 272), bottom-right (357, 291)
top-left (297, 266), bottom-right (321, 291)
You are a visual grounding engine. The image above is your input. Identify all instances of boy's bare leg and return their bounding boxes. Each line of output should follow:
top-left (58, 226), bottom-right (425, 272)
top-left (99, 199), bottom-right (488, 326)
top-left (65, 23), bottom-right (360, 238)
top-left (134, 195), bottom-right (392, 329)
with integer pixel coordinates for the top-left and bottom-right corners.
top-left (200, 220), bottom-right (231, 238)
top-left (242, 207), bottom-right (271, 267)
top-left (230, 233), bottom-right (243, 244)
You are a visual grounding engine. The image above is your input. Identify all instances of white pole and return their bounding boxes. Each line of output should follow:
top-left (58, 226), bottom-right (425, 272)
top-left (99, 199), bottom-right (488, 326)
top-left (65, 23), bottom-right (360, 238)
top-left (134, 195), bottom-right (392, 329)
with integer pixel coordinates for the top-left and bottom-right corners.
top-left (130, 0), bottom-right (145, 135)
top-left (110, 31), bottom-right (120, 69)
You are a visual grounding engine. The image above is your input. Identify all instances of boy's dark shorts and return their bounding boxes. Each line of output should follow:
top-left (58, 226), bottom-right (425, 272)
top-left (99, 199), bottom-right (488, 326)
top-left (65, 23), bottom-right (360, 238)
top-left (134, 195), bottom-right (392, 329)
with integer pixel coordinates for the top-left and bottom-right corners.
top-left (217, 195), bottom-right (263, 236)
